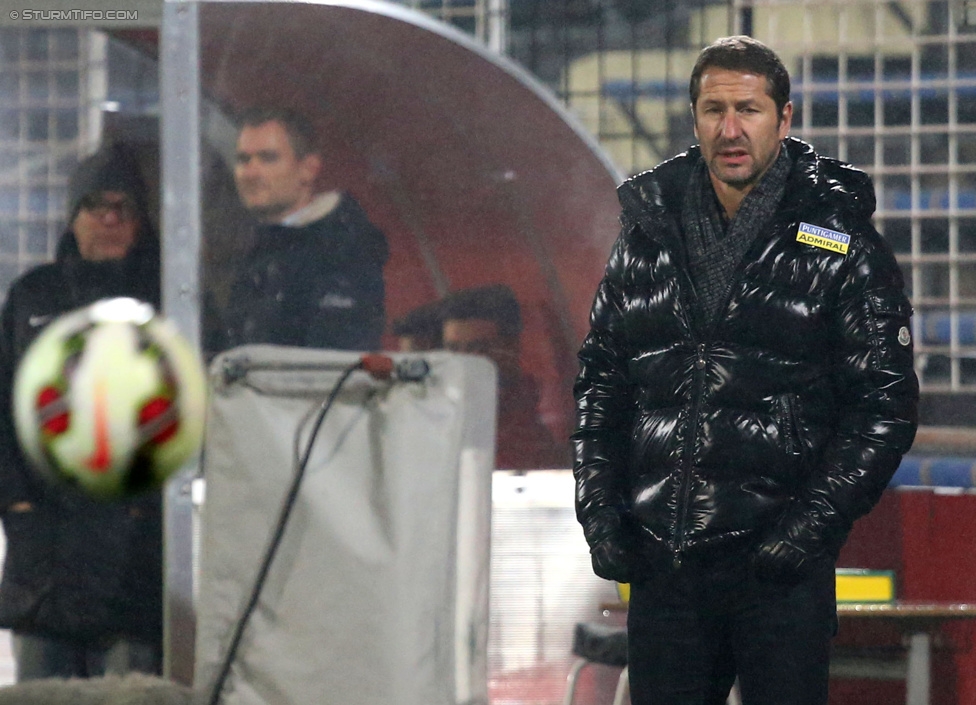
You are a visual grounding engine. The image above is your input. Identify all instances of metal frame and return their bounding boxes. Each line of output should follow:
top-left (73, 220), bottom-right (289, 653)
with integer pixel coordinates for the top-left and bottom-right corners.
top-left (734, 0), bottom-right (976, 393)
top-left (159, 0), bottom-right (201, 685)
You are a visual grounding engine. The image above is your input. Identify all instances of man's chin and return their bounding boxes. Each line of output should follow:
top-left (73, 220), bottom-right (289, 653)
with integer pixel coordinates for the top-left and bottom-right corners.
top-left (89, 249), bottom-right (130, 262)
top-left (722, 176), bottom-right (757, 189)
top-left (713, 166), bottom-right (759, 189)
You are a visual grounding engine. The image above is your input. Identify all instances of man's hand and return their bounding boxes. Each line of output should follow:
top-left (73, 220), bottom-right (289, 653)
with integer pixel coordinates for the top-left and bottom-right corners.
top-left (582, 509), bottom-right (635, 583)
top-left (590, 536), bottom-right (633, 583)
top-left (753, 533), bottom-right (827, 584)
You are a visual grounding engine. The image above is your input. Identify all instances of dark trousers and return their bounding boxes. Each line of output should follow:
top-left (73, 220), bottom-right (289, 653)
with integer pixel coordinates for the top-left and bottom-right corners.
top-left (626, 552), bottom-right (837, 705)
top-left (12, 633), bottom-right (161, 682)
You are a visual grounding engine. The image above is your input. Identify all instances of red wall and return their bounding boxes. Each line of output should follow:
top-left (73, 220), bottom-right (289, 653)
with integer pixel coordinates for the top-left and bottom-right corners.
top-left (833, 489), bottom-right (976, 704)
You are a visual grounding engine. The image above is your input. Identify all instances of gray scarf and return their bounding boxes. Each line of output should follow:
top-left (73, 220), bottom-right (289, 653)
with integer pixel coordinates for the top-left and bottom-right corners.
top-left (681, 145), bottom-right (793, 326)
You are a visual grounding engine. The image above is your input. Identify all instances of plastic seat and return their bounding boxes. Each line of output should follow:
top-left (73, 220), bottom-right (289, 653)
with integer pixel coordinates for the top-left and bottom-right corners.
top-left (927, 457), bottom-right (976, 488)
top-left (562, 622), bottom-right (629, 705)
top-left (562, 621), bottom-right (743, 705)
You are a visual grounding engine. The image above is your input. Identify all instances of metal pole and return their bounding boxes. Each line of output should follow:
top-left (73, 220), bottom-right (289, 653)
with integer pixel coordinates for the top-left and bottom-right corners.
top-left (487, 0), bottom-right (507, 54)
top-left (159, 0), bottom-right (201, 686)
top-left (905, 631), bottom-right (932, 705)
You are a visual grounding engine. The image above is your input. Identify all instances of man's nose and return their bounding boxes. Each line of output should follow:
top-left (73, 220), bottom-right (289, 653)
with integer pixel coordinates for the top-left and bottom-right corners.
top-left (720, 111), bottom-right (743, 139)
top-left (100, 207), bottom-right (123, 224)
top-left (237, 159), bottom-right (259, 179)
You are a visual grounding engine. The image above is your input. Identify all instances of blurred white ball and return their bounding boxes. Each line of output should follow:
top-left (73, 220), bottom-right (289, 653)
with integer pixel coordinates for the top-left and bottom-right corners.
top-left (12, 297), bottom-right (207, 500)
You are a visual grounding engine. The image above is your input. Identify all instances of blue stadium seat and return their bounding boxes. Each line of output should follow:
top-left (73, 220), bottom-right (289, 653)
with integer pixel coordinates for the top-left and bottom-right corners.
top-left (926, 457), bottom-right (976, 488)
top-left (888, 455), bottom-right (976, 489)
top-left (917, 311), bottom-right (976, 346)
top-left (890, 456), bottom-right (924, 486)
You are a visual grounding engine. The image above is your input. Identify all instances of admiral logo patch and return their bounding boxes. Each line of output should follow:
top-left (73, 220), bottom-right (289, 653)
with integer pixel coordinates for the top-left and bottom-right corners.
top-left (796, 222), bottom-right (850, 255)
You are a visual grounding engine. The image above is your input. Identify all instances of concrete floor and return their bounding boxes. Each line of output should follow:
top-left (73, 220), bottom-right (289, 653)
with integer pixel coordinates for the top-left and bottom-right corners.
top-left (0, 469), bottom-right (607, 696)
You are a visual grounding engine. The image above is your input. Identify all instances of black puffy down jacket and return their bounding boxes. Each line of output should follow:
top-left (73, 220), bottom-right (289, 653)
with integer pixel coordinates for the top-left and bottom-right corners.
top-left (573, 138), bottom-right (918, 581)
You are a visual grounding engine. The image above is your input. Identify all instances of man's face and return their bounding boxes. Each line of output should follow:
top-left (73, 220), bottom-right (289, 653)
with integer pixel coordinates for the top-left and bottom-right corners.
top-left (234, 120), bottom-right (321, 222)
top-left (693, 68), bottom-right (792, 193)
top-left (71, 190), bottom-right (140, 262)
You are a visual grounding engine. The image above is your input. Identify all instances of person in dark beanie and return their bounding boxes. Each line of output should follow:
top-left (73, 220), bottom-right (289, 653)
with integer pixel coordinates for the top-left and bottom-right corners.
top-left (0, 141), bottom-right (163, 681)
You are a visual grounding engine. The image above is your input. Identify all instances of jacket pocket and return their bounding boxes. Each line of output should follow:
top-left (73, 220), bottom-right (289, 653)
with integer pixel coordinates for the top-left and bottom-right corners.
top-left (866, 291), bottom-right (914, 320)
top-left (865, 291), bottom-right (915, 368)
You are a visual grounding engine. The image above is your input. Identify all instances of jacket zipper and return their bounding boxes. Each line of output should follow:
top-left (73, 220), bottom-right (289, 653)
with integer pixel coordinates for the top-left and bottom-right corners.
top-left (673, 340), bottom-right (708, 568)
top-left (673, 220), bottom-right (786, 565)
top-left (628, 201), bottom-right (793, 568)
top-left (781, 393), bottom-right (800, 456)
top-left (630, 206), bottom-right (777, 566)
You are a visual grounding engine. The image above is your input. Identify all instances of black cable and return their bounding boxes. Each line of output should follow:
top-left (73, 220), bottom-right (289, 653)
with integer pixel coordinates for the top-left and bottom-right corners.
top-left (206, 358), bottom-right (364, 705)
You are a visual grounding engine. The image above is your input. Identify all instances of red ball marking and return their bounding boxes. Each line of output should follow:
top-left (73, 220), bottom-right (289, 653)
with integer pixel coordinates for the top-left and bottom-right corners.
top-left (37, 386), bottom-right (60, 407)
top-left (36, 386), bottom-right (69, 435)
top-left (42, 414), bottom-right (69, 435)
top-left (139, 397), bottom-right (169, 422)
top-left (139, 397), bottom-right (179, 444)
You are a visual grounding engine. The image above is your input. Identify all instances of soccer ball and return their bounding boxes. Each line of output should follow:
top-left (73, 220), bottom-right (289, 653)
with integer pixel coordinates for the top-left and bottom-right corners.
top-left (13, 297), bottom-right (207, 500)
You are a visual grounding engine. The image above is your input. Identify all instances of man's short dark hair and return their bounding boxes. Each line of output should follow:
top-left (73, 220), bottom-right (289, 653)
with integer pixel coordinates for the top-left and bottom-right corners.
top-left (392, 298), bottom-right (445, 345)
top-left (236, 106), bottom-right (318, 158)
top-left (689, 36), bottom-right (791, 118)
top-left (441, 284), bottom-right (522, 339)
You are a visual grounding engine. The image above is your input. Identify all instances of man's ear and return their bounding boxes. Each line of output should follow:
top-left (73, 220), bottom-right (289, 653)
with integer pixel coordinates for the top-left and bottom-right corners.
top-left (297, 152), bottom-right (322, 187)
top-left (779, 101), bottom-right (794, 138)
top-left (691, 103), bottom-right (699, 140)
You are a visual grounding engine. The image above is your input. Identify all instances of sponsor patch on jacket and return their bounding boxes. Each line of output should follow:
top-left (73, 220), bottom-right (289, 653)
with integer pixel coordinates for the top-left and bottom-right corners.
top-left (796, 222), bottom-right (850, 255)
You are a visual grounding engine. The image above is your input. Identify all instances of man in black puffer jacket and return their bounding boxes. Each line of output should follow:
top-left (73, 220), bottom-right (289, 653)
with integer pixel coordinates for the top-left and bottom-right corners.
top-left (573, 37), bottom-right (918, 705)
top-left (0, 143), bottom-right (163, 681)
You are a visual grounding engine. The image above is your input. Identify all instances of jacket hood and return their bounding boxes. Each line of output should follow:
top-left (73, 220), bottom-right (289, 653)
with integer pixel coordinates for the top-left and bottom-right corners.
top-left (67, 142), bottom-right (151, 224)
top-left (782, 137), bottom-right (877, 220)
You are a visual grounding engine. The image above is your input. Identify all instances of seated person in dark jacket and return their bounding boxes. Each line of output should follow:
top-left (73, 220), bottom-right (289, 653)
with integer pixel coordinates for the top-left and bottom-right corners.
top-left (439, 284), bottom-right (570, 470)
top-left (573, 36), bottom-right (918, 705)
top-left (214, 106), bottom-right (388, 352)
top-left (0, 142), bottom-right (163, 681)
